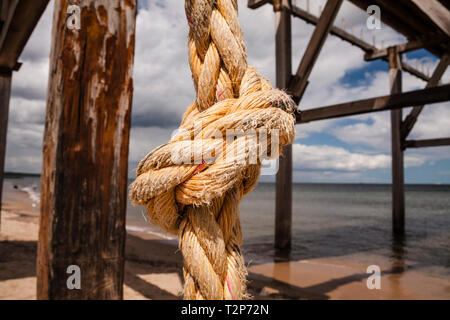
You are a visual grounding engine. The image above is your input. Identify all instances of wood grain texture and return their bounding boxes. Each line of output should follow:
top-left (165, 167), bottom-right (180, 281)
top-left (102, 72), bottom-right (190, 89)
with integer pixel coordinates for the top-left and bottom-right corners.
top-left (37, 0), bottom-right (136, 300)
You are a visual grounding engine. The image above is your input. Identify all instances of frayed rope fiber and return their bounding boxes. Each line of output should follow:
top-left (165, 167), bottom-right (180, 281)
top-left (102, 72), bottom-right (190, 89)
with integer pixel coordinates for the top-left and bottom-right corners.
top-left (129, 0), bottom-right (296, 300)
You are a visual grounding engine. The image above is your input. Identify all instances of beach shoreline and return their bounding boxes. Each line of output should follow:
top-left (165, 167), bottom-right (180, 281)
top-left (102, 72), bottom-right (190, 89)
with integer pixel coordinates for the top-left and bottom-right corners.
top-left (1, 196), bottom-right (449, 300)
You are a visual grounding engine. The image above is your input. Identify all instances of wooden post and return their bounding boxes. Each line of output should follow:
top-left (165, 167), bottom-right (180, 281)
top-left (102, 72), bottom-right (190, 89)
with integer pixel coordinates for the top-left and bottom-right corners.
top-left (0, 69), bottom-right (12, 230)
top-left (37, 0), bottom-right (137, 300)
top-left (295, 83), bottom-right (450, 123)
top-left (274, 0), bottom-right (293, 250)
top-left (388, 48), bottom-right (405, 236)
top-left (404, 138), bottom-right (450, 149)
top-left (410, 0), bottom-right (450, 38)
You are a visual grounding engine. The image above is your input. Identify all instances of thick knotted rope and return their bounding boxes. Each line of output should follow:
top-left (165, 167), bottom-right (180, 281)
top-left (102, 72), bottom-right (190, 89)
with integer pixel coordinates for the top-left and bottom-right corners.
top-left (130, 0), bottom-right (296, 300)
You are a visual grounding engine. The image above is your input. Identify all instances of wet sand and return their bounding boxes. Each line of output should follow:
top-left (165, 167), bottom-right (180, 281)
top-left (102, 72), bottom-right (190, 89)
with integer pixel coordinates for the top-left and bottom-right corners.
top-left (1, 199), bottom-right (449, 300)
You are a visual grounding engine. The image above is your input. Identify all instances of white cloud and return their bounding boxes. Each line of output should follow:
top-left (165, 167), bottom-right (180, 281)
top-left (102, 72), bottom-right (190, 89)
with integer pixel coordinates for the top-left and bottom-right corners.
top-left (4, 0), bottom-right (448, 183)
top-left (5, 124), bottom-right (44, 174)
top-left (9, 98), bottom-right (46, 125)
top-left (128, 126), bottom-right (174, 172)
top-left (409, 103), bottom-right (450, 140)
top-left (292, 143), bottom-right (425, 172)
top-left (293, 143), bottom-right (391, 171)
top-left (132, 4), bottom-right (194, 125)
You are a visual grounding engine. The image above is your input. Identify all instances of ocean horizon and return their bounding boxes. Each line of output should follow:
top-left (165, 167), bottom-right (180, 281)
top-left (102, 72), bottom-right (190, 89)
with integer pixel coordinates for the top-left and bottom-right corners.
top-left (4, 171), bottom-right (450, 186)
top-left (3, 173), bottom-right (450, 278)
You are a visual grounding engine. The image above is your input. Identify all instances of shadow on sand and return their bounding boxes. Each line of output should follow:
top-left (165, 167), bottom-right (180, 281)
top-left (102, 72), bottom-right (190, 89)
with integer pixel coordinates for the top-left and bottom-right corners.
top-left (0, 232), bottom-right (414, 300)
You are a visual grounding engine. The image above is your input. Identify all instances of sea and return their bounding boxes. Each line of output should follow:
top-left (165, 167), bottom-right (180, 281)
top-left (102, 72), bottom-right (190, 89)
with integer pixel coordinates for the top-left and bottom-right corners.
top-left (3, 174), bottom-right (450, 277)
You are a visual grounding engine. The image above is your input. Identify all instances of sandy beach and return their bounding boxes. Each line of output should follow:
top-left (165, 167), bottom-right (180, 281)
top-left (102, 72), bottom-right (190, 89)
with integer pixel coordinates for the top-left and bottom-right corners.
top-left (1, 198), bottom-right (449, 300)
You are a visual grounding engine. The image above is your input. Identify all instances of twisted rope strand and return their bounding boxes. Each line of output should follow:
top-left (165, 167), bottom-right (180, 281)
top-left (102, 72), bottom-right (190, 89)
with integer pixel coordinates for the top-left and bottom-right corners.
top-left (130, 0), bottom-right (296, 300)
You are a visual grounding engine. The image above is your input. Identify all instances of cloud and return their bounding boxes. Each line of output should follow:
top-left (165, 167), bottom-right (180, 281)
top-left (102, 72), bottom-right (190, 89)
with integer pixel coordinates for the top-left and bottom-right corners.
top-left (4, 0), bottom-right (448, 184)
top-left (9, 98), bottom-right (46, 125)
top-left (11, 59), bottom-right (49, 101)
top-left (292, 143), bottom-right (425, 172)
top-left (132, 4), bottom-right (194, 127)
top-left (128, 126), bottom-right (175, 171)
top-left (4, 124), bottom-right (44, 174)
top-left (293, 143), bottom-right (391, 171)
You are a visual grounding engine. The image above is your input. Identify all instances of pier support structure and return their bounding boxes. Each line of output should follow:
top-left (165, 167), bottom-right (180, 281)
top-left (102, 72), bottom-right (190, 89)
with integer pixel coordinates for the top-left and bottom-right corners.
top-left (250, 0), bottom-right (450, 245)
top-left (37, 0), bottom-right (137, 300)
top-left (0, 0), bottom-right (49, 229)
top-left (274, 0), bottom-right (293, 250)
top-left (274, 0), bottom-right (343, 250)
top-left (388, 48), bottom-right (405, 236)
top-left (0, 69), bottom-right (12, 229)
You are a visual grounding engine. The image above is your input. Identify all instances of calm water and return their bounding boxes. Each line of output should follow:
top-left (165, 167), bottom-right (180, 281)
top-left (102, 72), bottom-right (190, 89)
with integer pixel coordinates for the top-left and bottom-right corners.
top-left (239, 183), bottom-right (450, 275)
top-left (4, 176), bottom-right (450, 276)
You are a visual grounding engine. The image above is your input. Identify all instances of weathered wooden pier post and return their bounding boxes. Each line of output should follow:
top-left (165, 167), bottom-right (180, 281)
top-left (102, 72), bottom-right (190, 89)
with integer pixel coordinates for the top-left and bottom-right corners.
top-left (0, 69), bottom-right (12, 228)
top-left (37, 0), bottom-right (137, 299)
top-left (273, 0), bottom-right (343, 250)
top-left (274, 0), bottom-right (293, 250)
top-left (388, 48), bottom-right (405, 236)
top-left (0, 0), bottom-right (50, 229)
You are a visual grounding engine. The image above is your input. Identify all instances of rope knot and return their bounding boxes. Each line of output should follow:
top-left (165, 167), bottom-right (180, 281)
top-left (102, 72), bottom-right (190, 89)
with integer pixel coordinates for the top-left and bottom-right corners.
top-left (130, 0), bottom-right (296, 300)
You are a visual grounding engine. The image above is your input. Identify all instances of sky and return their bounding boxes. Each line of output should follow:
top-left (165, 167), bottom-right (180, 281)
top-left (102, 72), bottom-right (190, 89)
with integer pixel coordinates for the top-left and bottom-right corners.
top-left (5, 0), bottom-right (450, 184)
